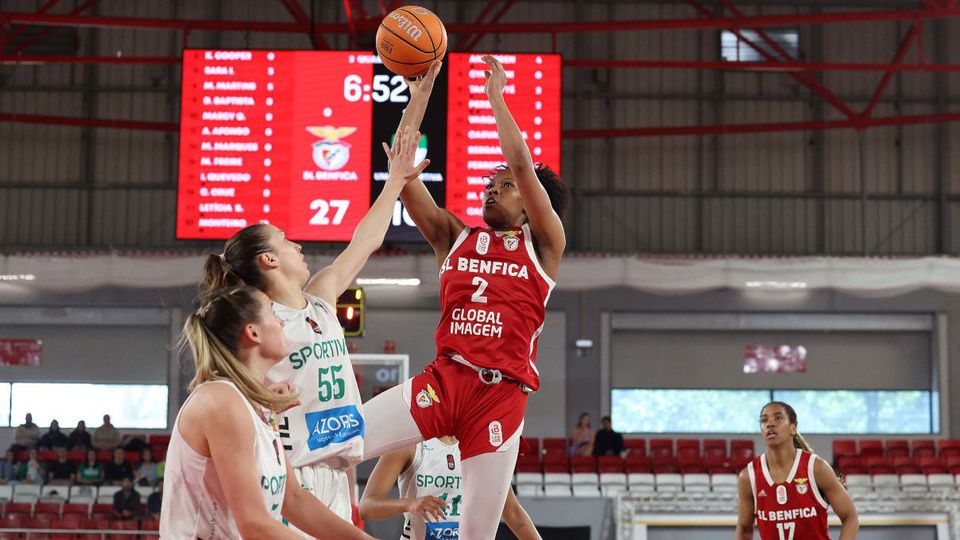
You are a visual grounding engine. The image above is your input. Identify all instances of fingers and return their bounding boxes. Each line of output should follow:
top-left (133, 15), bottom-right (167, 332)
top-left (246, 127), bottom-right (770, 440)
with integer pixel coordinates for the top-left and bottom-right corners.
top-left (410, 159), bottom-right (430, 177)
top-left (381, 141), bottom-right (393, 159)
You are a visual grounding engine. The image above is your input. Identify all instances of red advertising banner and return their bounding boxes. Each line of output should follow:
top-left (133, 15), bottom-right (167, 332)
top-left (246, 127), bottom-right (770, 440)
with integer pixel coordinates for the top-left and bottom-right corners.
top-left (743, 345), bottom-right (807, 374)
top-left (0, 339), bottom-right (43, 366)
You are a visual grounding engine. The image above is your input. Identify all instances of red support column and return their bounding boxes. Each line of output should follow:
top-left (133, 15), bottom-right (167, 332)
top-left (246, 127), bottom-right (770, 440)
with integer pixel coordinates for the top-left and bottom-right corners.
top-left (4, 0), bottom-right (60, 49)
top-left (277, 0), bottom-right (330, 49)
top-left (462, 0), bottom-right (517, 52)
top-left (713, 0), bottom-right (856, 119)
top-left (861, 22), bottom-right (923, 119)
top-left (11, 0), bottom-right (98, 56)
top-left (455, 0), bottom-right (500, 50)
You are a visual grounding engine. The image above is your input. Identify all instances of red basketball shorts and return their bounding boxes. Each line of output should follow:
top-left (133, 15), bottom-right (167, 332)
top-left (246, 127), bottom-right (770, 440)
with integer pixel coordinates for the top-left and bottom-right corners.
top-left (405, 357), bottom-right (527, 460)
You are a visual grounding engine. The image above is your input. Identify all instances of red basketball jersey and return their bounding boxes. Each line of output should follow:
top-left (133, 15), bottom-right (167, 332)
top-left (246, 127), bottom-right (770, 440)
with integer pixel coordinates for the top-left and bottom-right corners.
top-left (434, 224), bottom-right (555, 391)
top-left (750, 450), bottom-right (830, 540)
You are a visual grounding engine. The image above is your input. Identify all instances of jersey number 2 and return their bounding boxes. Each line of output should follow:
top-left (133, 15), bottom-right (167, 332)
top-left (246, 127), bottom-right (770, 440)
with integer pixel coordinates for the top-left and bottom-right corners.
top-left (777, 522), bottom-right (795, 540)
top-left (471, 277), bottom-right (488, 304)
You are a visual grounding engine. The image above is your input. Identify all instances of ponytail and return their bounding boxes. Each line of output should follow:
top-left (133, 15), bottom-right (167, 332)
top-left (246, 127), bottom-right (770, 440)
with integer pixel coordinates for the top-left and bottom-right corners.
top-left (199, 224), bottom-right (273, 296)
top-left (792, 432), bottom-right (813, 452)
top-left (201, 254), bottom-right (244, 293)
top-left (180, 286), bottom-right (297, 414)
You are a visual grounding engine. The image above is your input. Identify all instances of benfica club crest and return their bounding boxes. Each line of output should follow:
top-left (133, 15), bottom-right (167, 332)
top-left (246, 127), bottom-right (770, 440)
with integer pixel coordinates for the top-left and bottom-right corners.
top-left (795, 477), bottom-right (809, 495)
top-left (307, 126), bottom-right (357, 171)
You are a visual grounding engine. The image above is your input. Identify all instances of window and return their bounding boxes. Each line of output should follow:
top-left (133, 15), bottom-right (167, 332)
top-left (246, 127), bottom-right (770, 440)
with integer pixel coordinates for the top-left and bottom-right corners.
top-left (720, 29), bottom-right (800, 62)
top-left (9, 383), bottom-right (168, 429)
top-left (612, 388), bottom-right (933, 434)
top-left (773, 390), bottom-right (933, 434)
top-left (612, 389), bottom-right (771, 433)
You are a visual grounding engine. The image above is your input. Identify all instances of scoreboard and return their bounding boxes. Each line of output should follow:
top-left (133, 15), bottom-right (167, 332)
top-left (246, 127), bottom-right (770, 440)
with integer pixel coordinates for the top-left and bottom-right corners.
top-left (176, 49), bottom-right (562, 242)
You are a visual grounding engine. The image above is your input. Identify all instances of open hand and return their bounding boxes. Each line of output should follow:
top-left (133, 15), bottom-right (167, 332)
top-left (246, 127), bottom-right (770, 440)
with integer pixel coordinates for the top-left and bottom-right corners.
top-left (481, 55), bottom-right (506, 97)
top-left (407, 61), bottom-right (441, 101)
top-left (405, 495), bottom-right (448, 523)
top-left (382, 125), bottom-right (430, 183)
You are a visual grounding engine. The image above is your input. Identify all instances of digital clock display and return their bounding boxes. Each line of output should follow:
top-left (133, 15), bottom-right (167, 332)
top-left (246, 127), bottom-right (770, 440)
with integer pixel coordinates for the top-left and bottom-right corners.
top-left (177, 49), bottom-right (561, 242)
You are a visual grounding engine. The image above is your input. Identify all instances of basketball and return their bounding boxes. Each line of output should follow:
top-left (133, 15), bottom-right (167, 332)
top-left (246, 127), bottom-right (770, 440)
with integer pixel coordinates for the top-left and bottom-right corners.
top-left (376, 6), bottom-right (447, 78)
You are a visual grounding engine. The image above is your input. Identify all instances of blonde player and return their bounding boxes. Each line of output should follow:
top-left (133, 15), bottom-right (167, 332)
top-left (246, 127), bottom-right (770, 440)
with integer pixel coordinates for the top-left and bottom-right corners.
top-left (360, 437), bottom-right (541, 540)
top-left (160, 285), bottom-right (372, 539)
top-left (199, 126), bottom-right (429, 530)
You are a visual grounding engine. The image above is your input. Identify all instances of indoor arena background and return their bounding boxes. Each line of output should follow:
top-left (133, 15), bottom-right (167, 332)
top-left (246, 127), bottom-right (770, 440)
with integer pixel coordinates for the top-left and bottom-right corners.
top-left (2, 0), bottom-right (960, 539)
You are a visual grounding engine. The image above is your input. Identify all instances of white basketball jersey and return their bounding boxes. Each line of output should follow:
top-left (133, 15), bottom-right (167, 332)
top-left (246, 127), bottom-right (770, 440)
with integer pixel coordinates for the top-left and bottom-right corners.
top-left (267, 293), bottom-right (364, 469)
top-left (397, 439), bottom-right (463, 540)
top-left (160, 380), bottom-right (287, 539)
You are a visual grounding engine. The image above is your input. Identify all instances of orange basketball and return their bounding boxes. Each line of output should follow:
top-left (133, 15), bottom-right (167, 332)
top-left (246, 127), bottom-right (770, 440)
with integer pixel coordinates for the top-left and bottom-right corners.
top-left (376, 6), bottom-right (447, 78)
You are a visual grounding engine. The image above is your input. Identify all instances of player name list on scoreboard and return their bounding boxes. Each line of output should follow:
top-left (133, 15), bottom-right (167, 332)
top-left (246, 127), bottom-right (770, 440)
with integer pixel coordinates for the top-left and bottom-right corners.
top-left (445, 54), bottom-right (562, 226)
top-left (178, 50), bottom-right (281, 239)
top-left (177, 50), bottom-right (561, 241)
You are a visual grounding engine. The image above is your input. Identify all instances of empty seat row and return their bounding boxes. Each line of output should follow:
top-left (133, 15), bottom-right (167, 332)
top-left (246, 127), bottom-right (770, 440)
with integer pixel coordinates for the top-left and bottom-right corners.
top-left (2, 501), bottom-right (151, 520)
top-left (843, 473), bottom-right (960, 493)
top-left (514, 472), bottom-right (740, 498)
top-left (0, 485), bottom-right (157, 507)
top-left (836, 454), bottom-right (960, 475)
top-left (833, 439), bottom-right (960, 461)
top-left (517, 447), bottom-right (755, 475)
top-left (535, 438), bottom-right (754, 459)
top-left (16, 447), bottom-right (167, 467)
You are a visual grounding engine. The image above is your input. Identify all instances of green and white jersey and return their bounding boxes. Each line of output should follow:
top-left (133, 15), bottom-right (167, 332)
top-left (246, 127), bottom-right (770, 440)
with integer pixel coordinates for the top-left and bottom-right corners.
top-left (160, 380), bottom-right (287, 539)
top-left (398, 439), bottom-right (462, 540)
top-left (267, 293), bottom-right (364, 469)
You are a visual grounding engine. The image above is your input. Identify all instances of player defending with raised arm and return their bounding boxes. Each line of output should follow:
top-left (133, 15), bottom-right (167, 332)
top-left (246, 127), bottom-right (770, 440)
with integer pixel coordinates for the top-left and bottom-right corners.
top-left (362, 56), bottom-right (569, 540)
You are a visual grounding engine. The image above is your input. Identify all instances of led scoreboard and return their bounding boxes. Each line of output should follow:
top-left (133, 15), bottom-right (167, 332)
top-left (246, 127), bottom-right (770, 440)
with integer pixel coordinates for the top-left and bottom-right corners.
top-left (177, 49), bottom-right (561, 241)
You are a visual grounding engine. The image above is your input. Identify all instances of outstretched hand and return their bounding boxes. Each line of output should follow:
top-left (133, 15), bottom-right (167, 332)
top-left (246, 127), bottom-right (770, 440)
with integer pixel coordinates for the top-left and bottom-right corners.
top-left (382, 125), bottom-right (430, 183)
top-left (482, 55), bottom-right (506, 97)
top-left (405, 495), bottom-right (448, 523)
top-left (406, 61), bottom-right (442, 101)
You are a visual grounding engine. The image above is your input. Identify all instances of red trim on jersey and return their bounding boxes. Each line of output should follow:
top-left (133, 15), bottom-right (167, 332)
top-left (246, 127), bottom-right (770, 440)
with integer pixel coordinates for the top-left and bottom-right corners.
top-left (751, 450), bottom-right (830, 540)
top-left (434, 225), bottom-right (554, 391)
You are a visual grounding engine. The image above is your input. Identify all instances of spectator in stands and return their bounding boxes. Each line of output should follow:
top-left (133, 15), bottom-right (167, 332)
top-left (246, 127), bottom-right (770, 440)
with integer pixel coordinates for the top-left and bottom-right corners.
top-left (0, 449), bottom-right (18, 484)
top-left (593, 415), bottom-right (625, 457)
top-left (93, 414), bottom-right (122, 450)
top-left (76, 449), bottom-right (104, 486)
top-left (569, 412), bottom-right (595, 456)
top-left (147, 479), bottom-right (163, 520)
top-left (47, 447), bottom-right (76, 485)
top-left (68, 420), bottom-right (93, 451)
top-left (112, 476), bottom-right (141, 520)
top-left (123, 434), bottom-right (149, 453)
top-left (38, 419), bottom-right (70, 450)
top-left (17, 448), bottom-right (46, 484)
top-left (13, 413), bottom-right (40, 451)
top-left (134, 447), bottom-right (159, 487)
top-left (104, 447), bottom-right (133, 486)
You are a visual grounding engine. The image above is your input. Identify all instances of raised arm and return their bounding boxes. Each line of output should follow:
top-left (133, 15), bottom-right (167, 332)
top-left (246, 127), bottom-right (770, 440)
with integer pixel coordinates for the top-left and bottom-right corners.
top-left (482, 55), bottom-right (565, 276)
top-left (305, 125), bottom-right (430, 305)
top-left (814, 457), bottom-right (859, 540)
top-left (395, 62), bottom-right (466, 262)
top-left (734, 469), bottom-right (755, 540)
top-left (358, 446), bottom-right (447, 522)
